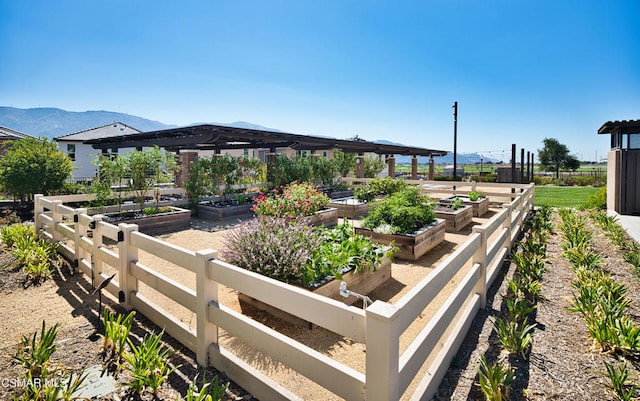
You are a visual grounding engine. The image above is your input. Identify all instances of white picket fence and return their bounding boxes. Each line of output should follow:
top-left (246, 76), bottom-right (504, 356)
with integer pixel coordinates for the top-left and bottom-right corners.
top-left (34, 181), bottom-right (534, 401)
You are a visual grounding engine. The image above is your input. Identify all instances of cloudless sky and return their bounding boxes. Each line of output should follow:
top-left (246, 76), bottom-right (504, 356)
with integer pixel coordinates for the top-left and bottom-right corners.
top-left (1, 1), bottom-right (639, 162)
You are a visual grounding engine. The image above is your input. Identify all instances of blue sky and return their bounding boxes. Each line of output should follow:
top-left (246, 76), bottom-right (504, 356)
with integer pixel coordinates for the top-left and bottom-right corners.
top-left (1, 1), bottom-right (639, 162)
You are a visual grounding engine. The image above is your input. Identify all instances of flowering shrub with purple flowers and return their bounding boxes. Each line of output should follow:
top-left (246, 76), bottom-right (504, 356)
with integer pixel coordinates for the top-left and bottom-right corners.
top-left (251, 181), bottom-right (330, 218)
top-left (222, 217), bottom-right (392, 286)
top-left (221, 217), bottom-right (324, 284)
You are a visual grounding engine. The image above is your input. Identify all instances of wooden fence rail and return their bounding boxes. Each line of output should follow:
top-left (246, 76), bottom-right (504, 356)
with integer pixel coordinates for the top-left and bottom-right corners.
top-left (34, 182), bottom-right (534, 400)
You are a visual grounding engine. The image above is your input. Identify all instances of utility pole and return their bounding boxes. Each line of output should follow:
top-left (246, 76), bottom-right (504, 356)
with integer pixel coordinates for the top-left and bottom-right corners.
top-left (452, 101), bottom-right (458, 180)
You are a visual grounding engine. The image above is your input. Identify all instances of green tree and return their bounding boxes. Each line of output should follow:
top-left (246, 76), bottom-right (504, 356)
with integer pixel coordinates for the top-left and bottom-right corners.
top-left (0, 137), bottom-right (74, 202)
top-left (538, 138), bottom-right (580, 179)
top-left (124, 147), bottom-right (177, 211)
top-left (364, 156), bottom-right (386, 178)
top-left (332, 150), bottom-right (355, 177)
top-left (91, 154), bottom-right (128, 212)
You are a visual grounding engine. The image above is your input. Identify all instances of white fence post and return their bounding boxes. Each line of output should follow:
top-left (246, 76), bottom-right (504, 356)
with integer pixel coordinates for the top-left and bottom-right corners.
top-left (472, 227), bottom-right (488, 308)
top-left (503, 202), bottom-right (514, 251)
top-left (92, 215), bottom-right (104, 278)
top-left (73, 208), bottom-right (87, 272)
top-left (195, 249), bottom-right (219, 367)
top-left (366, 301), bottom-right (399, 401)
top-left (118, 223), bottom-right (139, 310)
top-left (51, 200), bottom-right (63, 243)
top-left (34, 194), bottom-right (43, 233)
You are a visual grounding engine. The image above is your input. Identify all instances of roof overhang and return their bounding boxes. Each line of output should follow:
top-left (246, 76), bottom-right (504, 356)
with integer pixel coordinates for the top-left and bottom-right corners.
top-left (598, 119), bottom-right (640, 135)
top-left (85, 124), bottom-right (448, 156)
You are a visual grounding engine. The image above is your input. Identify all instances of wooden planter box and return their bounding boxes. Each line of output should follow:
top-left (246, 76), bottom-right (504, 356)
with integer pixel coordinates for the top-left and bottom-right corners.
top-left (434, 204), bottom-right (473, 232)
top-left (329, 197), bottom-right (369, 219)
top-left (197, 202), bottom-right (254, 221)
top-left (239, 256), bottom-right (391, 327)
top-left (327, 190), bottom-right (354, 199)
top-left (103, 206), bottom-right (191, 235)
top-left (441, 195), bottom-right (489, 217)
top-left (354, 219), bottom-right (446, 260)
top-left (305, 207), bottom-right (339, 227)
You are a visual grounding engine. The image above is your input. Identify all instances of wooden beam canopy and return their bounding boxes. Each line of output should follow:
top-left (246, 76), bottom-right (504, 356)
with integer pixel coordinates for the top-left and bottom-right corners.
top-left (85, 124), bottom-right (448, 156)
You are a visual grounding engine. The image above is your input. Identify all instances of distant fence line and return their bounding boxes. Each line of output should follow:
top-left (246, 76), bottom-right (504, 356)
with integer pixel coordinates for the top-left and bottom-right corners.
top-left (34, 181), bottom-right (534, 400)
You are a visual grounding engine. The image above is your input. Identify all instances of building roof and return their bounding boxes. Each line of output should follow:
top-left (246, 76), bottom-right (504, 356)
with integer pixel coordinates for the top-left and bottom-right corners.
top-left (85, 124), bottom-right (448, 156)
top-left (0, 125), bottom-right (31, 141)
top-left (56, 122), bottom-right (141, 141)
top-left (598, 119), bottom-right (640, 135)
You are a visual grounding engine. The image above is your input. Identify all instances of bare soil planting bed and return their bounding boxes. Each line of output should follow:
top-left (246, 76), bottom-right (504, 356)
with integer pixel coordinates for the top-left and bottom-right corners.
top-left (2, 208), bottom-right (636, 400)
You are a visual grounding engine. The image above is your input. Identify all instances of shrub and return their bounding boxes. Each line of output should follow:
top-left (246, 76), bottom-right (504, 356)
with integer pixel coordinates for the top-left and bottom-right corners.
top-left (582, 186), bottom-right (607, 210)
top-left (222, 217), bottom-right (391, 286)
top-left (362, 186), bottom-right (435, 235)
top-left (221, 217), bottom-right (323, 284)
top-left (354, 177), bottom-right (408, 202)
top-left (251, 181), bottom-right (330, 218)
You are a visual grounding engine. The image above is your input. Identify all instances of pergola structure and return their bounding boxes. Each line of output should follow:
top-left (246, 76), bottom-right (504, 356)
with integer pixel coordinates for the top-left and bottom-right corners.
top-left (86, 123), bottom-right (448, 181)
top-left (86, 123), bottom-right (447, 156)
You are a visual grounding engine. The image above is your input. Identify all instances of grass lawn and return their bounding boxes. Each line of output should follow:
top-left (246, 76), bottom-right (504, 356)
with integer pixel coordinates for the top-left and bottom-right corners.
top-left (534, 185), bottom-right (600, 208)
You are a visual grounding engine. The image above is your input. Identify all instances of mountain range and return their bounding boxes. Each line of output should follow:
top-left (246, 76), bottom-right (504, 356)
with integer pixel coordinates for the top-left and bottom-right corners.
top-left (0, 106), bottom-right (499, 164)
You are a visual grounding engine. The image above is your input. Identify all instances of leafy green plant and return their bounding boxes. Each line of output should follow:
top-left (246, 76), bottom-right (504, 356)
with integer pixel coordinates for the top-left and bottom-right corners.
top-left (354, 177), bottom-right (408, 202)
top-left (492, 317), bottom-right (536, 359)
top-left (362, 186), bottom-right (435, 235)
top-left (102, 308), bottom-right (135, 364)
top-left (475, 355), bottom-right (515, 401)
top-left (123, 329), bottom-right (177, 395)
top-left (181, 375), bottom-right (229, 401)
top-left (7, 230), bottom-right (59, 282)
top-left (468, 191), bottom-right (485, 202)
top-left (604, 360), bottom-right (638, 401)
top-left (12, 321), bottom-right (59, 380)
top-left (505, 297), bottom-right (536, 323)
top-left (1, 223), bottom-right (36, 248)
top-left (304, 220), bottom-right (393, 286)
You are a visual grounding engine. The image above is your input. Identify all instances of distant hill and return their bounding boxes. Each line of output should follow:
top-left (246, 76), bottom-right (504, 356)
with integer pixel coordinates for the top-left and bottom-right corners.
top-left (374, 140), bottom-right (501, 165)
top-left (0, 107), bottom-right (175, 139)
top-left (0, 107), bottom-right (288, 140)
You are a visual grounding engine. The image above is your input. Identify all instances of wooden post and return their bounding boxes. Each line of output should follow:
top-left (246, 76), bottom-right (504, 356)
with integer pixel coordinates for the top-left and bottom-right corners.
top-left (118, 223), bottom-right (139, 310)
top-left (195, 249), bottom-right (219, 367)
top-left (366, 301), bottom-right (399, 401)
top-left (356, 154), bottom-right (365, 178)
top-left (387, 155), bottom-right (396, 179)
top-left (411, 156), bottom-right (418, 180)
top-left (428, 156), bottom-right (435, 180)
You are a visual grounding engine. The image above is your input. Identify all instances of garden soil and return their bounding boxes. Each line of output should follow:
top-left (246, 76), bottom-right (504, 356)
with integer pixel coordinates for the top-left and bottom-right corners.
top-left (1, 209), bottom-right (638, 400)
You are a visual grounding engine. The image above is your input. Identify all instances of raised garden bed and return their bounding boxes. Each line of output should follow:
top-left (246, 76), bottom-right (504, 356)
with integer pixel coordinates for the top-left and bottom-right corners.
top-left (102, 206), bottom-right (191, 235)
top-left (239, 255), bottom-right (391, 327)
top-left (355, 218), bottom-right (446, 260)
top-left (434, 203), bottom-right (473, 232)
top-left (197, 201), bottom-right (254, 221)
top-left (329, 197), bottom-right (369, 219)
top-left (440, 195), bottom-right (489, 217)
top-left (305, 207), bottom-right (339, 227)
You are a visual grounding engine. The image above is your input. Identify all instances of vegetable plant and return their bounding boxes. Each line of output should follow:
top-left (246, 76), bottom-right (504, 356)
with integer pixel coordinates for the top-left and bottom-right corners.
top-left (361, 186), bottom-right (435, 235)
top-left (251, 181), bottom-right (330, 218)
